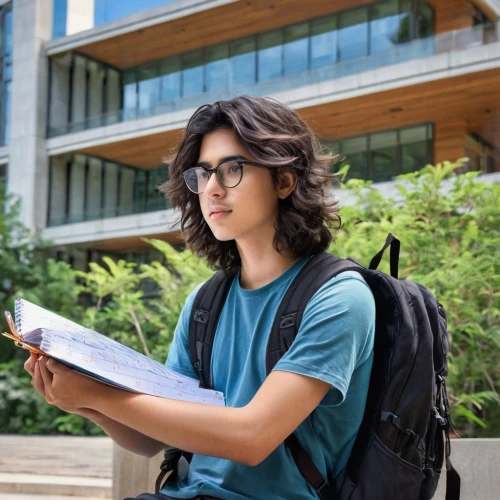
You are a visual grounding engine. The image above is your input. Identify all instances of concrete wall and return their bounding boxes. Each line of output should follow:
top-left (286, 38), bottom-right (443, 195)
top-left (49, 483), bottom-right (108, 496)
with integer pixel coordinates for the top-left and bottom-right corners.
top-left (8, 0), bottom-right (53, 236)
top-left (113, 439), bottom-right (500, 500)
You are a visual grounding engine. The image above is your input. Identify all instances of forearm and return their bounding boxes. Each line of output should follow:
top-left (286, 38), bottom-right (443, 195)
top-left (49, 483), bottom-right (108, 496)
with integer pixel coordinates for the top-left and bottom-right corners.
top-left (82, 409), bottom-right (166, 458)
top-left (92, 387), bottom-right (256, 465)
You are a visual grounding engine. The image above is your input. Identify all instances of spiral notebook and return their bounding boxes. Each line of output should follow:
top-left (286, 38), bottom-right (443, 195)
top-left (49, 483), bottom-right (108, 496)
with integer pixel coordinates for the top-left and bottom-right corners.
top-left (2, 298), bottom-right (225, 406)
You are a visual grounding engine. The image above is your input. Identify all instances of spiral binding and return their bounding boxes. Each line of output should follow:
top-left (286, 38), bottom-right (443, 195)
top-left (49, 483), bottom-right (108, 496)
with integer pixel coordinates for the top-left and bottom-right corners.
top-left (15, 298), bottom-right (25, 336)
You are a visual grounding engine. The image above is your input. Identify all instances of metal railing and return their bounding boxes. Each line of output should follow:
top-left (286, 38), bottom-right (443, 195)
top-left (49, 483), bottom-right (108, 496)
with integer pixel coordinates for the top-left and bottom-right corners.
top-left (47, 22), bottom-right (499, 138)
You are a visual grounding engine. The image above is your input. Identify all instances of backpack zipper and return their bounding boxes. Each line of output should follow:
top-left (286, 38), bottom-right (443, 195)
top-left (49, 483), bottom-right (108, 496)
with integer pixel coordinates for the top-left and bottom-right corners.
top-left (394, 302), bottom-right (419, 412)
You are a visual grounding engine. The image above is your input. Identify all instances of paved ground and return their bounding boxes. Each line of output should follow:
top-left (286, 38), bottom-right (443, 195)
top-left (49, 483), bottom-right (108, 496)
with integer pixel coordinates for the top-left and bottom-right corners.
top-left (0, 435), bottom-right (113, 499)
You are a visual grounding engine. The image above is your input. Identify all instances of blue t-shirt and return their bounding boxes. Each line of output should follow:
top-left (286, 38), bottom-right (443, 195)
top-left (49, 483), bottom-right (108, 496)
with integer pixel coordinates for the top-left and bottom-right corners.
top-left (163, 256), bottom-right (375, 500)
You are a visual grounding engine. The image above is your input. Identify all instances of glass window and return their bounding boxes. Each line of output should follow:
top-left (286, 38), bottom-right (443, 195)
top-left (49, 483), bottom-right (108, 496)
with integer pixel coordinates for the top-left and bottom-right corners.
top-left (230, 37), bottom-right (256, 87)
top-left (339, 8), bottom-right (368, 61)
top-left (135, 169), bottom-right (148, 213)
top-left (399, 0), bottom-right (413, 43)
top-left (400, 125), bottom-right (428, 144)
top-left (401, 142), bottom-right (430, 174)
top-left (417, 3), bottom-right (434, 39)
top-left (4, 9), bottom-right (12, 57)
top-left (68, 155), bottom-right (86, 223)
top-left (138, 64), bottom-right (160, 116)
top-left (258, 30), bottom-right (284, 81)
top-left (123, 71), bottom-right (137, 120)
top-left (341, 136), bottom-right (368, 179)
top-left (311, 16), bottom-right (337, 69)
top-left (206, 44), bottom-right (229, 93)
top-left (48, 157), bottom-right (68, 226)
top-left (2, 80), bottom-right (10, 145)
top-left (370, 0), bottom-right (403, 54)
top-left (118, 168), bottom-right (135, 216)
top-left (371, 131), bottom-right (398, 182)
top-left (182, 50), bottom-right (204, 97)
top-left (160, 56), bottom-right (181, 102)
top-left (71, 55), bottom-right (87, 126)
top-left (106, 68), bottom-right (121, 124)
top-left (103, 161), bottom-right (119, 218)
top-left (88, 61), bottom-right (105, 127)
top-left (284, 22), bottom-right (309, 76)
top-left (52, 0), bottom-right (67, 38)
top-left (86, 158), bottom-right (103, 220)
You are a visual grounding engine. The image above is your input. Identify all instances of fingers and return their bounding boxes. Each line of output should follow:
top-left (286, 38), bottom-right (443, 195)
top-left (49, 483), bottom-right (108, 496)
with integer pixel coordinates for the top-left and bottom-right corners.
top-left (32, 358), bottom-right (46, 398)
top-left (24, 353), bottom-right (39, 377)
top-left (38, 357), bottom-right (54, 390)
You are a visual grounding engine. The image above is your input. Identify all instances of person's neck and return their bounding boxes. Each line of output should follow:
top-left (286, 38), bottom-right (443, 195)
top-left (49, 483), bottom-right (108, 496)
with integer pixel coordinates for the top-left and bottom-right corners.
top-left (237, 240), bottom-right (300, 291)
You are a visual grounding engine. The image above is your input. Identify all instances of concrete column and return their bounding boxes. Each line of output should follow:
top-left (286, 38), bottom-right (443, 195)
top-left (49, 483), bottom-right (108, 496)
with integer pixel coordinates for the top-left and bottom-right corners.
top-left (8, 0), bottom-right (53, 237)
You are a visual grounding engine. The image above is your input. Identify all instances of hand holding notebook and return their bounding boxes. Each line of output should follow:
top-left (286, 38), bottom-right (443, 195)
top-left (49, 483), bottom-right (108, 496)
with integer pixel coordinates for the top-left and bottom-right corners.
top-left (3, 298), bottom-right (225, 406)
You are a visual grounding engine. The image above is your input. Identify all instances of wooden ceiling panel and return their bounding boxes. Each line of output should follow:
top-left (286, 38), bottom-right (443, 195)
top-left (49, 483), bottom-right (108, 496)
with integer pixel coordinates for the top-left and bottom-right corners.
top-left (75, 0), bottom-right (373, 69)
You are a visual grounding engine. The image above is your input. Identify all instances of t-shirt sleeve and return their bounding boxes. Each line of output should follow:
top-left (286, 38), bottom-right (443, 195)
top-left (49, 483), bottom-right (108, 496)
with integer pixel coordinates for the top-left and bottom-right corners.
top-left (272, 271), bottom-right (375, 407)
top-left (165, 282), bottom-right (205, 380)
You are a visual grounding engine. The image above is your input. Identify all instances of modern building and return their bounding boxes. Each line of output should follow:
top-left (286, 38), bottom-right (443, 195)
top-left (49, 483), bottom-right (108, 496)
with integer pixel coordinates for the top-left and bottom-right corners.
top-left (2, 0), bottom-right (500, 269)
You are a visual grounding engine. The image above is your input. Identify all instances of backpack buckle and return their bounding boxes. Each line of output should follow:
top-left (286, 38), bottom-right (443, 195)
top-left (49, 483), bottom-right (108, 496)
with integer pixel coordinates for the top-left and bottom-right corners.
top-left (280, 313), bottom-right (296, 329)
top-left (194, 309), bottom-right (210, 324)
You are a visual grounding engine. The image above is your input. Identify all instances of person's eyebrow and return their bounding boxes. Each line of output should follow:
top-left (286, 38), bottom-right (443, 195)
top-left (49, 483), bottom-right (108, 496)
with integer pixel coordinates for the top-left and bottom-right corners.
top-left (195, 154), bottom-right (249, 169)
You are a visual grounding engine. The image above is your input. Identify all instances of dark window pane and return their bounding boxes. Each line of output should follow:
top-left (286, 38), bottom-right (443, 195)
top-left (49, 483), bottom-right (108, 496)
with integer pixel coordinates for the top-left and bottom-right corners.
top-left (401, 142), bottom-right (429, 174)
top-left (4, 9), bottom-right (12, 56)
top-left (417, 2), bottom-right (434, 39)
top-left (370, 0), bottom-right (404, 53)
top-left (258, 30), bottom-right (284, 81)
top-left (206, 44), bottom-right (229, 92)
top-left (339, 8), bottom-right (368, 61)
top-left (230, 37), bottom-right (256, 86)
top-left (341, 136), bottom-right (368, 179)
top-left (135, 170), bottom-right (148, 213)
top-left (371, 131), bottom-right (398, 182)
top-left (399, 0), bottom-right (413, 43)
top-left (182, 50), bottom-right (204, 96)
top-left (284, 22), bottom-right (309, 75)
top-left (160, 56), bottom-right (181, 102)
top-left (311, 16), bottom-right (337, 69)
top-left (400, 125), bottom-right (427, 144)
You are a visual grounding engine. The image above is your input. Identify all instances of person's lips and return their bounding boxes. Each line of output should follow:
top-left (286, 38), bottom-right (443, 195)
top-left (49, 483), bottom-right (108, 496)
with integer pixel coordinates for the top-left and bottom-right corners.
top-left (209, 207), bottom-right (232, 219)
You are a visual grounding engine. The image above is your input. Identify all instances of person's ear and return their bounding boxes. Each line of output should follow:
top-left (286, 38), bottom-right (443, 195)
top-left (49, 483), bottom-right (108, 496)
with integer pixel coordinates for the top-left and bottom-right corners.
top-left (277, 170), bottom-right (297, 200)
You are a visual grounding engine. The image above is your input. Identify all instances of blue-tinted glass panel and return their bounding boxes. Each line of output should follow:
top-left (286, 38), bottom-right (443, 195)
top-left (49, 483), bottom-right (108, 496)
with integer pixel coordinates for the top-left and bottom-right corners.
top-left (52, 0), bottom-right (67, 39)
top-left (4, 9), bottom-right (12, 57)
top-left (339, 8), bottom-right (368, 61)
top-left (284, 23), bottom-right (309, 76)
top-left (311, 16), bottom-right (337, 69)
top-left (370, 0), bottom-right (404, 54)
top-left (123, 71), bottom-right (137, 120)
top-left (206, 44), bottom-right (229, 92)
top-left (371, 131), bottom-right (398, 182)
top-left (138, 65), bottom-right (160, 116)
top-left (258, 30), bottom-right (284, 81)
top-left (3, 80), bottom-right (10, 144)
top-left (230, 37), bottom-right (256, 87)
top-left (94, 0), bottom-right (174, 26)
top-left (160, 56), bottom-right (181, 102)
top-left (182, 50), bottom-right (204, 97)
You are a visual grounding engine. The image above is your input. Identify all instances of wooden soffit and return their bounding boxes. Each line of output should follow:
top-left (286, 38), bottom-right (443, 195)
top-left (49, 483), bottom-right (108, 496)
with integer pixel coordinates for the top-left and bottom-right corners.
top-left (73, 0), bottom-right (373, 69)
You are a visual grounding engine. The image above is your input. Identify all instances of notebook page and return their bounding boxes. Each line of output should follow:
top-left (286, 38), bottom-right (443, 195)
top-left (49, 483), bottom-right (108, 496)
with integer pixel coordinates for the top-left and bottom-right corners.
top-left (15, 299), bottom-right (224, 405)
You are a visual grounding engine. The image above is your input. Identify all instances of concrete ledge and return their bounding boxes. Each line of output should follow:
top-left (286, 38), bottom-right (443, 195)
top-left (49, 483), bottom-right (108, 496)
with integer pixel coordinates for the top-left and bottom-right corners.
top-left (0, 472), bottom-right (111, 497)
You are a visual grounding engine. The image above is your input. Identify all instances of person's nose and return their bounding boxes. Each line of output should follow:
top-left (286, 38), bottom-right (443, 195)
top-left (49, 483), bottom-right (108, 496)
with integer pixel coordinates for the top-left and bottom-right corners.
top-left (204, 170), bottom-right (226, 199)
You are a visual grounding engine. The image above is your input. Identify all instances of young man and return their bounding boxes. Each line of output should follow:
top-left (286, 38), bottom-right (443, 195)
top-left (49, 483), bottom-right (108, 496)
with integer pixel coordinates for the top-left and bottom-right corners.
top-left (25, 96), bottom-right (375, 500)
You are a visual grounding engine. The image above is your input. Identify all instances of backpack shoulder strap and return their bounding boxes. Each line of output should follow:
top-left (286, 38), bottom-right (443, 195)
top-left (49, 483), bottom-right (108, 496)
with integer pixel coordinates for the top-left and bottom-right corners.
top-left (188, 269), bottom-right (236, 389)
top-left (266, 252), bottom-right (361, 374)
top-left (267, 252), bottom-right (363, 500)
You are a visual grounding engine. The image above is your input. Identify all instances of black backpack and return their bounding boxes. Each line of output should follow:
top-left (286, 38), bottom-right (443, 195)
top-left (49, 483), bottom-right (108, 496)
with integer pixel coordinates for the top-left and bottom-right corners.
top-left (156, 234), bottom-right (460, 500)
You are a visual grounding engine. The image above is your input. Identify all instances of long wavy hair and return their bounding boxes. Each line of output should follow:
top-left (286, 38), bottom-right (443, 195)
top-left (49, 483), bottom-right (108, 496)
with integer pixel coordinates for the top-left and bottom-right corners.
top-left (159, 95), bottom-right (342, 273)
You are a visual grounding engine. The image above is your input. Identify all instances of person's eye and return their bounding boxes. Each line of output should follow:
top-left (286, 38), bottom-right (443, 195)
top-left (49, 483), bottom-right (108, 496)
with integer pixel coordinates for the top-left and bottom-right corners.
top-left (228, 164), bottom-right (241, 174)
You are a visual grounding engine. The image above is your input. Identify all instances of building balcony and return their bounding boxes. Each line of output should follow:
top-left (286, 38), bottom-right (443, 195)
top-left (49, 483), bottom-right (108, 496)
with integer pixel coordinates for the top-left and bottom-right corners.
top-left (47, 21), bottom-right (499, 139)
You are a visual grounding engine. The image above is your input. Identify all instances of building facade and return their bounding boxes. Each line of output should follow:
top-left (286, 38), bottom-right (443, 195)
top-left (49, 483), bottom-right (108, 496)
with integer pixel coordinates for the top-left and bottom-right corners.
top-left (2, 0), bottom-right (500, 269)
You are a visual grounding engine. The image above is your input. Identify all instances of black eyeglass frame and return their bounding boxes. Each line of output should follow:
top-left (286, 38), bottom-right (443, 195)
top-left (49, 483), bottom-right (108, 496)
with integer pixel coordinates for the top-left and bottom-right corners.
top-left (181, 160), bottom-right (273, 194)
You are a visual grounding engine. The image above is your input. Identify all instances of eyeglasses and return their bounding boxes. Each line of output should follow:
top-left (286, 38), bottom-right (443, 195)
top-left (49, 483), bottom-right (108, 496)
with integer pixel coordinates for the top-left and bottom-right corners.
top-left (181, 160), bottom-right (272, 194)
